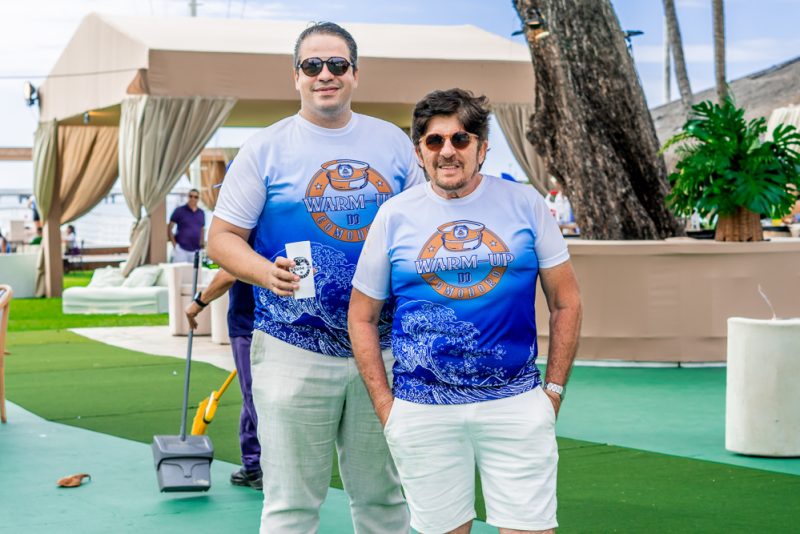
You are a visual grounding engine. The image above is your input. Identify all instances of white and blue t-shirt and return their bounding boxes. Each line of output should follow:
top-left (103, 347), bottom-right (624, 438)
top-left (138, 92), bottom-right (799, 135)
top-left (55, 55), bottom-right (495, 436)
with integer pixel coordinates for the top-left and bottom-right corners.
top-left (214, 113), bottom-right (425, 357)
top-left (352, 176), bottom-right (569, 405)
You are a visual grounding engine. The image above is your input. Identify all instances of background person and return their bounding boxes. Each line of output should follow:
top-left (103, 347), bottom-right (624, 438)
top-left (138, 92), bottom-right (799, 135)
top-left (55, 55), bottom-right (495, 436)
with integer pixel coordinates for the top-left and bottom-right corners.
top-left (208, 21), bottom-right (424, 533)
top-left (349, 89), bottom-right (582, 534)
top-left (63, 224), bottom-right (79, 255)
top-left (169, 188), bottom-right (205, 263)
top-left (185, 264), bottom-right (262, 490)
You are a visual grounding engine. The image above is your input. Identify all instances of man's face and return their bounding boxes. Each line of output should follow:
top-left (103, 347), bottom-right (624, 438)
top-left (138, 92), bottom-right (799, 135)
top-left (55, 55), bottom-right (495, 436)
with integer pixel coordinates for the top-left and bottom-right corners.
top-left (416, 114), bottom-right (488, 197)
top-left (294, 34), bottom-right (358, 124)
top-left (187, 191), bottom-right (199, 209)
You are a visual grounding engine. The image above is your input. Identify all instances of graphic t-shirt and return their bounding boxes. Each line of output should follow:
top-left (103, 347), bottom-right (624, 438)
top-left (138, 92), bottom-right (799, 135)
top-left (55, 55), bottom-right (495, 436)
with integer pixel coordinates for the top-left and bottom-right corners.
top-left (352, 176), bottom-right (570, 405)
top-left (214, 113), bottom-right (425, 357)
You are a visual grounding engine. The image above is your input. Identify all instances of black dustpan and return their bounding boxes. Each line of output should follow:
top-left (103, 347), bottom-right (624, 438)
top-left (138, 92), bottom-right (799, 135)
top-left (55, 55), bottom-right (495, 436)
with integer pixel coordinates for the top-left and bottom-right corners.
top-left (152, 251), bottom-right (214, 492)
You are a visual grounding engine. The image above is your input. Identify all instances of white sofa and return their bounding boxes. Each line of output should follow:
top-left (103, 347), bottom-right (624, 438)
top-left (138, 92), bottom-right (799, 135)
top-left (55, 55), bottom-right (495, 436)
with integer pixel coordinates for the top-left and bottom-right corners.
top-left (63, 264), bottom-right (170, 315)
top-left (0, 252), bottom-right (38, 298)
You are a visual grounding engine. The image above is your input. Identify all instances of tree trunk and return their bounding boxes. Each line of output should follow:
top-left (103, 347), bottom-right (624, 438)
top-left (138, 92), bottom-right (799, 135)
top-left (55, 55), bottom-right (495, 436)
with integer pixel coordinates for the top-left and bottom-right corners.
top-left (662, 0), bottom-right (693, 115)
top-left (715, 208), bottom-right (763, 242)
top-left (713, 0), bottom-right (727, 101)
top-left (513, 0), bottom-right (683, 240)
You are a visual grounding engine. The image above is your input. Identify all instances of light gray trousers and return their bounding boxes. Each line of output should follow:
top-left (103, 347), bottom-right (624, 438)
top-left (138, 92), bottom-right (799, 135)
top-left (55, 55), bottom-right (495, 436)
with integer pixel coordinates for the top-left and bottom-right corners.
top-left (251, 330), bottom-right (408, 534)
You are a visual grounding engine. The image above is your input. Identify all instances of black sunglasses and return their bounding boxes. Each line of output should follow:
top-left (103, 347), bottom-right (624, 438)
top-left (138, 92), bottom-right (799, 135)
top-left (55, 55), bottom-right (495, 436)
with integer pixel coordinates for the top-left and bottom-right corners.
top-left (296, 57), bottom-right (353, 77)
top-left (420, 131), bottom-right (479, 151)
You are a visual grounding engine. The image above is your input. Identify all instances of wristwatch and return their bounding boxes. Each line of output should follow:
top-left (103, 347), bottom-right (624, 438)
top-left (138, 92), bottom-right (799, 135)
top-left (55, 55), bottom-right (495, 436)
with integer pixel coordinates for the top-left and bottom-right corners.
top-left (543, 382), bottom-right (565, 400)
top-left (193, 292), bottom-right (208, 308)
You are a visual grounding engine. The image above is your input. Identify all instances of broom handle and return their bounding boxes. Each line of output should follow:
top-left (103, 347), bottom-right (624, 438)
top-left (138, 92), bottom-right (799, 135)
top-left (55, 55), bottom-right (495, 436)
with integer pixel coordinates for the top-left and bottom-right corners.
top-left (216, 370), bottom-right (238, 398)
top-left (179, 251), bottom-right (201, 441)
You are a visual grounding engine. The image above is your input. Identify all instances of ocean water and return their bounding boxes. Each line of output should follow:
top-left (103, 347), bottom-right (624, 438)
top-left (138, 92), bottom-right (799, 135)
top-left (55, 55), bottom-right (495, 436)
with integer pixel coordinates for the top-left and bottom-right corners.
top-left (0, 171), bottom-right (205, 247)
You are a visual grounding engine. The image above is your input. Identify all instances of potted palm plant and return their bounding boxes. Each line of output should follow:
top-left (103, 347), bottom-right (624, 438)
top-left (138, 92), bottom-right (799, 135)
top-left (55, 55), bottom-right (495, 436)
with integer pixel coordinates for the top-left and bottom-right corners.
top-left (663, 97), bottom-right (800, 241)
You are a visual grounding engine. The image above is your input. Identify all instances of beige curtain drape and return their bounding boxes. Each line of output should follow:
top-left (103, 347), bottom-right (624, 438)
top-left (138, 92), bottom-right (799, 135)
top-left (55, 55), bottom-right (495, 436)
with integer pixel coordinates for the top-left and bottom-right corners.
top-left (200, 147), bottom-right (239, 210)
top-left (766, 106), bottom-right (800, 140)
top-left (58, 126), bottom-right (119, 222)
top-left (491, 103), bottom-right (548, 194)
top-left (34, 124), bottom-right (120, 295)
top-left (32, 121), bottom-right (58, 297)
top-left (119, 95), bottom-right (236, 275)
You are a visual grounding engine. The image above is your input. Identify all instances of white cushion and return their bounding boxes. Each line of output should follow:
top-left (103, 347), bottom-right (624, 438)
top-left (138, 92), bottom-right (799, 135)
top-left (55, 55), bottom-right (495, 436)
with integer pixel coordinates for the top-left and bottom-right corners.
top-left (122, 265), bottom-right (162, 288)
top-left (89, 267), bottom-right (125, 288)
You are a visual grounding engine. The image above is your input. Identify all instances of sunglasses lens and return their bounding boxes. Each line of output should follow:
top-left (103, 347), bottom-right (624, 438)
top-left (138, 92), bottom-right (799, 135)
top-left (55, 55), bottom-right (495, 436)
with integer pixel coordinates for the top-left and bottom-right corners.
top-left (299, 57), bottom-right (350, 76)
top-left (300, 58), bottom-right (323, 76)
top-left (451, 132), bottom-right (473, 149)
top-left (424, 134), bottom-right (445, 150)
top-left (327, 57), bottom-right (350, 75)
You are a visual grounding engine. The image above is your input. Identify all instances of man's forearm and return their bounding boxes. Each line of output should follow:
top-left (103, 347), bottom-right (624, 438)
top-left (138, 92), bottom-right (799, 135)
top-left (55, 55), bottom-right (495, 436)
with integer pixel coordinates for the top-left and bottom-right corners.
top-left (197, 269), bottom-right (237, 303)
top-left (207, 230), bottom-right (271, 288)
top-left (350, 319), bottom-right (393, 414)
top-left (544, 304), bottom-right (581, 386)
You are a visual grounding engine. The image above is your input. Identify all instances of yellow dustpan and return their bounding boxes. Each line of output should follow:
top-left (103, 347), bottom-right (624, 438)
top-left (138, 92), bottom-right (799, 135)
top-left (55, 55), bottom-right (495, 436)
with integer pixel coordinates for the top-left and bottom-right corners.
top-left (191, 370), bottom-right (238, 435)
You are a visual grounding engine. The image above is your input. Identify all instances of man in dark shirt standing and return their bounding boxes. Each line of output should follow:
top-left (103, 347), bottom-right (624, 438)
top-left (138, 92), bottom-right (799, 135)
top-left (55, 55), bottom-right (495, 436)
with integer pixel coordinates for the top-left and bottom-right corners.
top-left (169, 188), bottom-right (205, 263)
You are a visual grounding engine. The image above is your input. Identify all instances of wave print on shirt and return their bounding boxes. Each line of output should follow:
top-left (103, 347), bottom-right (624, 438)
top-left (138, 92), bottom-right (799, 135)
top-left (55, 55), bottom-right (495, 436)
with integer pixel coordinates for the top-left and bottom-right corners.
top-left (392, 300), bottom-right (540, 404)
top-left (254, 242), bottom-right (392, 356)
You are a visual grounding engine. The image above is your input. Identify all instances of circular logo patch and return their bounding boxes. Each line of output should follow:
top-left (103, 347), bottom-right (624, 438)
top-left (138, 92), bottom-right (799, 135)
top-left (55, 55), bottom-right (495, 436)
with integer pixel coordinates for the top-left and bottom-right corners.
top-left (291, 257), bottom-right (311, 279)
top-left (304, 159), bottom-right (394, 243)
top-left (415, 220), bottom-right (513, 300)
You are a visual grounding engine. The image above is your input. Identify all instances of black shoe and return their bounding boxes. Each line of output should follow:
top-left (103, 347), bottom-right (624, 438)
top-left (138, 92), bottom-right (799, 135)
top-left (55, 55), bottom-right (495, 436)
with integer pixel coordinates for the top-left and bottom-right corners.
top-left (230, 467), bottom-right (263, 490)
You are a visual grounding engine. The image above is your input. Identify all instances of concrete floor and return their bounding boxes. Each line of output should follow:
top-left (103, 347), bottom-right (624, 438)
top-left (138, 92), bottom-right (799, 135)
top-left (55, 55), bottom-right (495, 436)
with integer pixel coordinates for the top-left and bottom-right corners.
top-left (71, 325), bottom-right (236, 372)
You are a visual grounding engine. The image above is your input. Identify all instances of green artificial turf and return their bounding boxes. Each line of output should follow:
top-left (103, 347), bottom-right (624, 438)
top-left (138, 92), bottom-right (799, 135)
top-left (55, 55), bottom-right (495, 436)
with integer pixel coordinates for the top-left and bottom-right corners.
top-left (64, 270), bottom-right (94, 288)
top-left (5, 330), bottom-right (799, 532)
top-left (8, 272), bottom-right (167, 332)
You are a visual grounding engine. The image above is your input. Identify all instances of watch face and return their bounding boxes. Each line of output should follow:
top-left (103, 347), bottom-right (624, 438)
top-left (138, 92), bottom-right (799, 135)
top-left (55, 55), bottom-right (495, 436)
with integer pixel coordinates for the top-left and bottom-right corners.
top-left (291, 257), bottom-right (311, 279)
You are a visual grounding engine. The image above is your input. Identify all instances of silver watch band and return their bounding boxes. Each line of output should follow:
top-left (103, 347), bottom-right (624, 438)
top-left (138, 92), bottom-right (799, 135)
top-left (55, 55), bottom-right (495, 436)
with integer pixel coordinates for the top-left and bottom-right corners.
top-left (543, 382), bottom-right (565, 400)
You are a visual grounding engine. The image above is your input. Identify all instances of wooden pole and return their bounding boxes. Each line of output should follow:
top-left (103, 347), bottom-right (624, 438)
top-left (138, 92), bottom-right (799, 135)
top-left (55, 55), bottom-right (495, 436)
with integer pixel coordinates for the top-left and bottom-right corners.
top-left (148, 199), bottom-right (168, 265)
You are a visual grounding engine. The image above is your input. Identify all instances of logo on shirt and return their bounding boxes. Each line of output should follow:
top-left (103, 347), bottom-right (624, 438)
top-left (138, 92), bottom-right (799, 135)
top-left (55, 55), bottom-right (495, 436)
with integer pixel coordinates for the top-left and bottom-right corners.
top-left (415, 220), bottom-right (514, 300)
top-left (303, 159), bottom-right (394, 242)
top-left (290, 257), bottom-right (311, 279)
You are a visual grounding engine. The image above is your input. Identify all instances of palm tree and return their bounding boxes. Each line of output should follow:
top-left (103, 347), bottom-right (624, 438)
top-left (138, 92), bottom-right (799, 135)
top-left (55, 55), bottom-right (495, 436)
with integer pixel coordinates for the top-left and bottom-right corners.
top-left (662, 0), bottom-right (693, 115)
top-left (713, 0), bottom-right (727, 101)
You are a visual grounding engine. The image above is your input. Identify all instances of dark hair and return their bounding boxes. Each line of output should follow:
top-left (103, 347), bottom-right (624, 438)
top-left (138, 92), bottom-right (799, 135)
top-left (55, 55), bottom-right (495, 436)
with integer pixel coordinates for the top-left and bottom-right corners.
top-left (67, 224), bottom-right (75, 233)
top-left (293, 22), bottom-right (358, 70)
top-left (411, 89), bottom-right (490, 145)
top-left (189, 188), bottom-right (200, 195)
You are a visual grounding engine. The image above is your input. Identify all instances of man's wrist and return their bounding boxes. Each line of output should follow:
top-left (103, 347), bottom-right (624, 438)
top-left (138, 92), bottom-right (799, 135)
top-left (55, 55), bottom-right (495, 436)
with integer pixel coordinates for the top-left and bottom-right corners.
top-left (193, 292), bottom-right (208, 308)
top-left (543, 381), bottom-right (566, 400)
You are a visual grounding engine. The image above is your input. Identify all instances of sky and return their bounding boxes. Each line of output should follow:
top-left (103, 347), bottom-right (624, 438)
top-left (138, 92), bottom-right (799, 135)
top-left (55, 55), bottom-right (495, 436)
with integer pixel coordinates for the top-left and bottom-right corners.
top-left (0, 0), bottom-right (798, 164)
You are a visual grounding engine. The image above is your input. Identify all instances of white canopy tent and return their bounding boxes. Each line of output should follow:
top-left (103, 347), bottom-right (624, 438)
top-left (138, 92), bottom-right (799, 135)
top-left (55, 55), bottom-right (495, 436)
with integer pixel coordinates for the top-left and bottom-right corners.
top-left (35, 13), bottom-right (539, 295)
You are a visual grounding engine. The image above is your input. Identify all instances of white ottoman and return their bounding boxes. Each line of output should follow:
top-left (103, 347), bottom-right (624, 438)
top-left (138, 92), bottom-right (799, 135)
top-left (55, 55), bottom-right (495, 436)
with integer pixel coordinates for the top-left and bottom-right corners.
top-left (726, 317), bottom-right (800, 456)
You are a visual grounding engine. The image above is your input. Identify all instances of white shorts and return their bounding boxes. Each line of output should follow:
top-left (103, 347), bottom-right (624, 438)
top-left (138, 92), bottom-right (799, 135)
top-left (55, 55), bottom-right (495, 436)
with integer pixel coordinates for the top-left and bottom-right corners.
top-left (171, 244), bottom-right (198, 264)
top-left (383, 387), bottom-right (558, 533)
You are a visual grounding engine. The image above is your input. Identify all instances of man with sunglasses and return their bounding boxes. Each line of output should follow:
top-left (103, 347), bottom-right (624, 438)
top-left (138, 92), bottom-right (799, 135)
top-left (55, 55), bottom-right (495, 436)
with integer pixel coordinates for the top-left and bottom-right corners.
top-left (350, 88), bottom-right (582, 534)
top-left (168, 188), bottom-right (205, 263)
top-left (209, 21), bottom-right (424, 533)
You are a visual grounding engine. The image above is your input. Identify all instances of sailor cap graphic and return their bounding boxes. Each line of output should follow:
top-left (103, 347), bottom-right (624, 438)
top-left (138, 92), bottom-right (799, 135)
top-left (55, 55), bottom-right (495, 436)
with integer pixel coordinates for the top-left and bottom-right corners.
top-left (323, 159), bottom-right (370, 191)
top-left (437, 220), bottom-right (485, 251)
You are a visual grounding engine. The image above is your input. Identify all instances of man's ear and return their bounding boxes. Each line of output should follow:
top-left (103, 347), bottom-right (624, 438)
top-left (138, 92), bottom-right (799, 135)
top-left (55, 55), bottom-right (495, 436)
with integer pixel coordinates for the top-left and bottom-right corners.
top-left (293, 68), bottom-right (300, 91)
top-left (478, 140), bottom-right (489, 167)
top-left (414, 145), bottom-right (425, 168)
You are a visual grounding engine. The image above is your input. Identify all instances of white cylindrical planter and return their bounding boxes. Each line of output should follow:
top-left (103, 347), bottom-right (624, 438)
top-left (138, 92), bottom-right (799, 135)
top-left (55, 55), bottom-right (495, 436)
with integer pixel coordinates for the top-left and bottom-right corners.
top-left (210, 290), bottom-right (230, 345)
top-left (726, 317), bottom-right (800, 456)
